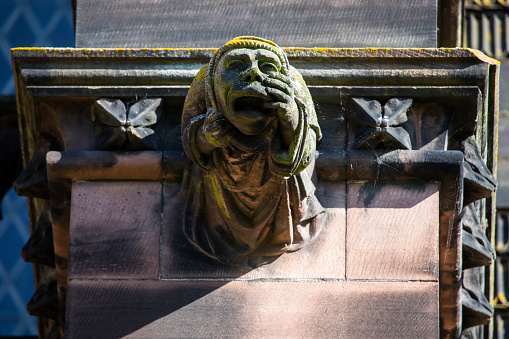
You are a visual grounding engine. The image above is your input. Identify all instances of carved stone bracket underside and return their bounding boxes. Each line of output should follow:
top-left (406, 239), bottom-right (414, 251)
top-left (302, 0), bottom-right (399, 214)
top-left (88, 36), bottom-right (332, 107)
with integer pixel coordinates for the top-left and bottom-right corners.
top-left (12, 48), bottom-right (499, 338)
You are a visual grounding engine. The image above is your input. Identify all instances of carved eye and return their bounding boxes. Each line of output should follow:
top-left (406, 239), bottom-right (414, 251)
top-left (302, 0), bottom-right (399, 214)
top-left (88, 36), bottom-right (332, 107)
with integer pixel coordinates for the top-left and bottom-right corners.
top-left (259, 62), bottom-right (279, 74)
top-left (226, 59), bottom-right (246, 71)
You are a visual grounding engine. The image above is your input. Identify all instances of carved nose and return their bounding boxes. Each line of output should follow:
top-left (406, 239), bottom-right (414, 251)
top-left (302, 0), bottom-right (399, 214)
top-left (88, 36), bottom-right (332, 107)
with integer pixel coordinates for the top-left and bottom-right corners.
top-left (243, 68), bottom-right (263, 82)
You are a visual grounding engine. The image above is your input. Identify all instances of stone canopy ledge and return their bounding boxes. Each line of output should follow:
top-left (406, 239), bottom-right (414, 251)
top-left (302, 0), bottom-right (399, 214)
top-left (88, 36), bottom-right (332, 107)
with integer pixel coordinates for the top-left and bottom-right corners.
top-left (12, 47), bottom-right (498, 338)
top-left (46, 149), bottom-right (463, 182)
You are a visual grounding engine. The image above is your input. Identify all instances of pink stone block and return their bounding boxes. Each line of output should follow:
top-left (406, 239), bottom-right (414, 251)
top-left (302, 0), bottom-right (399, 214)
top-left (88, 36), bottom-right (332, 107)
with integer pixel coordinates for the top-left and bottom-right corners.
top-left (69, 181), bottom-right (162, 279)
top-left (346, 182), bottom-right (439, 280)
top-left (66, 279), bottom-right (438, 338)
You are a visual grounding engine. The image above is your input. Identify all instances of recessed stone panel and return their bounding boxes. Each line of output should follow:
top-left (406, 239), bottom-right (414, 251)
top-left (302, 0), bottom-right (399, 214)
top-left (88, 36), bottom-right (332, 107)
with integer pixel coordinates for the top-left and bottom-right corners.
top-left (68, 181), bottom-right (162, 279)
top-left (346, 182), bottom-right (439, 280)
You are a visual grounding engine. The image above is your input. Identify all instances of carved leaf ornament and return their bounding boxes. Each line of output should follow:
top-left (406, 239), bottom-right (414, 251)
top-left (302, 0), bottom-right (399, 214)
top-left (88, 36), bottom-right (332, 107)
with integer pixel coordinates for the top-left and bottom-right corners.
top-left (351, 97), bottom-right (413, 150)
top-left (94, 98), bottom-right (162, 150)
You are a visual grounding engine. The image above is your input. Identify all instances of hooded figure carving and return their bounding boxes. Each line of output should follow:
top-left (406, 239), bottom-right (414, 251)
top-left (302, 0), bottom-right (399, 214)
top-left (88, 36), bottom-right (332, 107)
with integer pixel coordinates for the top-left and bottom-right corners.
top-left (182, 36), bottom-right (325, 267)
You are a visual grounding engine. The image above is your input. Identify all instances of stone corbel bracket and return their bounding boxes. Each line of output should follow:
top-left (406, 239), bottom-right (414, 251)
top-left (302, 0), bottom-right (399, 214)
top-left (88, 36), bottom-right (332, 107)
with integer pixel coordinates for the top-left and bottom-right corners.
top-left (12, 48), bottom-right (499, 338)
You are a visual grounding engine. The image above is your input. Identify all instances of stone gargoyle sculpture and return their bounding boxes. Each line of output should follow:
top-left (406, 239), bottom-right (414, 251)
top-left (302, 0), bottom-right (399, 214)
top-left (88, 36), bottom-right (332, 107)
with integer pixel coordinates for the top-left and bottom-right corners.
top-left (181, 36), bottom-right (325, 267)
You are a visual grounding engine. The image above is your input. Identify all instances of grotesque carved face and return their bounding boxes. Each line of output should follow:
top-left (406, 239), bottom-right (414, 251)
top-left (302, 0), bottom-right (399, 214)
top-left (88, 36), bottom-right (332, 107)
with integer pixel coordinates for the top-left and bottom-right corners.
top-left (182, 37), bottom-right (325, 267)
top-left (214, 48), bottom-right (282, 136)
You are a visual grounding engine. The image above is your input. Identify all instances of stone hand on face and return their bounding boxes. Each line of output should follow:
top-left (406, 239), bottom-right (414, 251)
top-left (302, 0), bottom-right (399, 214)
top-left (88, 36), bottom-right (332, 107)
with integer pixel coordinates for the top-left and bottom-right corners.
top-left (214, 48), bottom-right (297, 136)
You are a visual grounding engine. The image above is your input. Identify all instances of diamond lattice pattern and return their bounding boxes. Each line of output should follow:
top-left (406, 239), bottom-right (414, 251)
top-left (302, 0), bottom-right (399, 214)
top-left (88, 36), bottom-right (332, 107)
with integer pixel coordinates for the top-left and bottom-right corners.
top-left (0, 188), bottom-right (37, 335)
top-left (0, 0), bottom-right (74, 95)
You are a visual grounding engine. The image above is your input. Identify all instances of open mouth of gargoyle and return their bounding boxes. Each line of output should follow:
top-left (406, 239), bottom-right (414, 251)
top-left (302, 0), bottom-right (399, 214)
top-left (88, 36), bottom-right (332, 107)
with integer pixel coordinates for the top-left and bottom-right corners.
top-left (227, 91), bottom-right (276, 135)
top-left (233, 96), bottom-right (267, 114)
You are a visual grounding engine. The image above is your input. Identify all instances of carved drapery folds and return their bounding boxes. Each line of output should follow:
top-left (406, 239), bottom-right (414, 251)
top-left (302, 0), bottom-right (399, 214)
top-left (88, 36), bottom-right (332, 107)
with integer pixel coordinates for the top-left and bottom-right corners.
top-left (12, 47), bottom-right (498, 338)
top-left (181, 37), bottom-right (325, 267)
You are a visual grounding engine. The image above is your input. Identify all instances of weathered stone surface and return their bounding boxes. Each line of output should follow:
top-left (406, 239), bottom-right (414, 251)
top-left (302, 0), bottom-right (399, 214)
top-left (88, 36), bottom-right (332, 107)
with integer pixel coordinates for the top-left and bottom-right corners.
top-left (75, 0), bottom-right (437, 49)
top-left (66, 279), bottom-right (438, 339)
top-left (161, 181), bottom-right (346, 279)
top-left (68, 181), bottom-right (162, 279)
top-left (346, 182), bottom-right (439, 280)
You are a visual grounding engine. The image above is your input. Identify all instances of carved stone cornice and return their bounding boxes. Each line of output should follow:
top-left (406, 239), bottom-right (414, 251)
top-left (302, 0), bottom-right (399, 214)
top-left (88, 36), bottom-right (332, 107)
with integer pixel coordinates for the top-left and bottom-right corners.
top-left (12, 47), bottom-right (499, 338)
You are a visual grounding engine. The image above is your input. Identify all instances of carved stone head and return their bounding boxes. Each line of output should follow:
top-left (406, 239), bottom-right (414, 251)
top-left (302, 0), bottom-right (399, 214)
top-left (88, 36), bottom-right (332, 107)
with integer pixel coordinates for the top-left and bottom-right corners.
top-left (205, 37), bottom-right (291, 136)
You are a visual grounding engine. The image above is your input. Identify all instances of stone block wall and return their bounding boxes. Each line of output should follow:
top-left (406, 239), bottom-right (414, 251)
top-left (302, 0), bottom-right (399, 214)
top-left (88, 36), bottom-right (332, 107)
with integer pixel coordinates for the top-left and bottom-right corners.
top-left (12, 48), bottom-right (498, 338)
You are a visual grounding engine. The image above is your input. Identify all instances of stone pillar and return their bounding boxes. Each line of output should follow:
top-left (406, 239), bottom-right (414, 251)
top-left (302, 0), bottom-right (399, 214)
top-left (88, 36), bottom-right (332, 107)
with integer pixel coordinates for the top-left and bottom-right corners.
top-left (12, 47), bottom-right (498, 338)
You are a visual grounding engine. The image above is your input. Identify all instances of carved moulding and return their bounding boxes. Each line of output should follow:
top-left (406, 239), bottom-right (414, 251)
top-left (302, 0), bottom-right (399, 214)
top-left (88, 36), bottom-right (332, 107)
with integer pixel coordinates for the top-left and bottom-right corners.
top-left (12, 47), bottom-right (499, 338)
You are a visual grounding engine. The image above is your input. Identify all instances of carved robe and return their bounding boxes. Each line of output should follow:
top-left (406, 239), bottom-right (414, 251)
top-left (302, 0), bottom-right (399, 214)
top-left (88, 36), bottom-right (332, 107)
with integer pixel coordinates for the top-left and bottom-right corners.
top-left (182, 57), bottom-right (325, 267)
